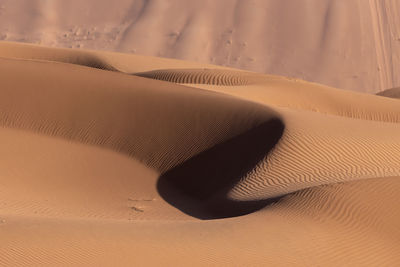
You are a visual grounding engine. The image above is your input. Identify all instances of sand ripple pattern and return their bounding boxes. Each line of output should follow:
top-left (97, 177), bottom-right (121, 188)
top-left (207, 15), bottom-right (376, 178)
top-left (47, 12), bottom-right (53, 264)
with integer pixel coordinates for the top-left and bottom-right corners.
top-left (135, 69), bottom-right (259, 86)
top-left (229, 109), bottom-right (400, 201)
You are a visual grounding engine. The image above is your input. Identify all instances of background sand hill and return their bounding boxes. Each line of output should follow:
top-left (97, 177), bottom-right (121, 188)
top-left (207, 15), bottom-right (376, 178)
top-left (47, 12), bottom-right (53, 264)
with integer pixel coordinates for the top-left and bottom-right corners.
top-left (377, 87), bottom-right (400, 99)
top-left (0, 42), bottom-right (399, 266)
top-left (1, 0), bottom-right (400, 93)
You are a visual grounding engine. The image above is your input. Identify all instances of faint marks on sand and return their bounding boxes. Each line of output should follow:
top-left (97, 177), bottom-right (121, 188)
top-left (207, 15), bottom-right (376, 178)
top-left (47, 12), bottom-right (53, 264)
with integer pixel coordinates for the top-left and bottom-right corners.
top-left (127, 198), bottom-right (155, 213)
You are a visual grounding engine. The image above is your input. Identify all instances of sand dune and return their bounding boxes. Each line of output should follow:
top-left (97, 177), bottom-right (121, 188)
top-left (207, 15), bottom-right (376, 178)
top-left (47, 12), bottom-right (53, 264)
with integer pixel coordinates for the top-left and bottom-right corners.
top-left (0, 42), bottom-right (399, 266)
top-left (136, 67), bottom-right (400, 123)
top-left (1, 0), bottom-right (400, 92)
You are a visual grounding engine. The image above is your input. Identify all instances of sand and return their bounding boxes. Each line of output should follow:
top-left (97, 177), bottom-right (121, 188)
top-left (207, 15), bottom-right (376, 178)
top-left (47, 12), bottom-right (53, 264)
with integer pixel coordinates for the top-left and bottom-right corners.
top-left (0, 41), bottom-right (399, 266)
top-left (1, 0), bottom-right (400, 93)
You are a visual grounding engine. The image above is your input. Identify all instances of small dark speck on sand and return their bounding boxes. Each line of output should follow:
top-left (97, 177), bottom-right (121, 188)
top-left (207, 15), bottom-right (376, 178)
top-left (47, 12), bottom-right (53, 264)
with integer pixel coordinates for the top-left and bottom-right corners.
top-left (130, 206), bottom-right (144, 212)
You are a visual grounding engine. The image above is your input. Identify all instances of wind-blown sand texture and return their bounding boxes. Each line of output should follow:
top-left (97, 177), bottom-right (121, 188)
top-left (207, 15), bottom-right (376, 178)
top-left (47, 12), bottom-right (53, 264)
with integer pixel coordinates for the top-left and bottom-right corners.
top-left (0, 42), bottom-right (400, 266)
top-left (1, 0), bottom-right (400, 93)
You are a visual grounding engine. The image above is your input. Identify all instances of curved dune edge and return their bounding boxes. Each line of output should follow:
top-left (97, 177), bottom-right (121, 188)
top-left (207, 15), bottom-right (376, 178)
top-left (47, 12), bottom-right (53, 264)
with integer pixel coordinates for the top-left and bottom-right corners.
top-left (135, 68), bottom-right (400, 123)
top-left (0, 41), bottom-right (233, 73)
top-left (1, 42), bottom-right (399, 123)
top-left (0, 42), bottom-right (399, 265)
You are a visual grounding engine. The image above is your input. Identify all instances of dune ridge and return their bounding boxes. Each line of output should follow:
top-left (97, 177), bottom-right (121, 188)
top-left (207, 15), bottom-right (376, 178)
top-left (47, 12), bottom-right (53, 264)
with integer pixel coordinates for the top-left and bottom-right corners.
top-left (0, 42), bottom-right (399, 266)
top-left (1, 42), bottom-right (399, 124)
top-left (136, 67), bottom-right (400, 123)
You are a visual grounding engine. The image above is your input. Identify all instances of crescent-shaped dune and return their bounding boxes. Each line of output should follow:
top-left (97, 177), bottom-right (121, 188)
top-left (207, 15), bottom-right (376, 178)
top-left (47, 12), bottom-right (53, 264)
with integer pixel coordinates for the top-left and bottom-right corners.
top-left (0, 42), bottom-right (399, 266)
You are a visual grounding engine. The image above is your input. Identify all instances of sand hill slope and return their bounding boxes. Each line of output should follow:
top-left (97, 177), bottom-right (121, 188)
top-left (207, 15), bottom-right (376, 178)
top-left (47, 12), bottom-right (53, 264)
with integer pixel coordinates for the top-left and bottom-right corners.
top-left (1, 0), bottom-right (400, 92)
top-left (0, 42), bottom-right (400, 266)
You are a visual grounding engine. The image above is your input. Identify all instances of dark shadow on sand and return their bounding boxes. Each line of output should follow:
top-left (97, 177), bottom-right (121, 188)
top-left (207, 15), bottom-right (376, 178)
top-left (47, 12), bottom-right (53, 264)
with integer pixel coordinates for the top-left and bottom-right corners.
top-left (157, 118), bottom-right (285, 220)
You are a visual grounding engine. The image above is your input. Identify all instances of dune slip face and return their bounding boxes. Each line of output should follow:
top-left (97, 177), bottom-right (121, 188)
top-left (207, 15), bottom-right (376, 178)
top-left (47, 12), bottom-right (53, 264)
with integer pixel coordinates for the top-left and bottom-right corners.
top-left (0, 42), bottom-right (399, 266)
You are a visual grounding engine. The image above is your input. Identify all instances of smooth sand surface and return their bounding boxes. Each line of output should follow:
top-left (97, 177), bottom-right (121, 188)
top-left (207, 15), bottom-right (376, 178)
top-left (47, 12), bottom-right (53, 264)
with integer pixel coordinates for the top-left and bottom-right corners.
top-left (0, 42), bottom-right (400, 266)
top-left (1, 0), bottom-right (400, 93)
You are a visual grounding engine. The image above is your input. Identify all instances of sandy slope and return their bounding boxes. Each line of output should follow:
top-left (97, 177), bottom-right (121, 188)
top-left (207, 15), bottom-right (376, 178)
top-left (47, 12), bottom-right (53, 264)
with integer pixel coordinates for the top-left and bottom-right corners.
top-left (0, 42), bottom-right (400, 266)
top-left (1, 0), bottom-right (400, 92)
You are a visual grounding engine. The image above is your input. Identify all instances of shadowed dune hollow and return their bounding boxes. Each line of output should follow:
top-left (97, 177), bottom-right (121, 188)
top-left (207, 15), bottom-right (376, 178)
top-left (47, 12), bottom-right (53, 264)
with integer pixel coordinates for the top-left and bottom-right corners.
top-left (158, 118), bottom-right (285, 219)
